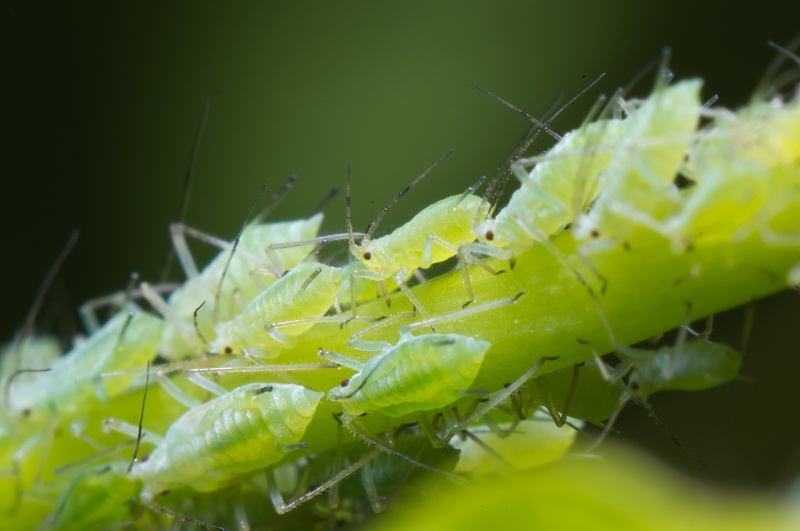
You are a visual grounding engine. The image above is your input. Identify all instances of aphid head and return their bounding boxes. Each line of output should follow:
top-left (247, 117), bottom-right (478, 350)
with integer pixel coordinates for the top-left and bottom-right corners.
top-left (475, 219), bottom-right (508, 248)
top-left (355, 241), bottom-right (383, 272)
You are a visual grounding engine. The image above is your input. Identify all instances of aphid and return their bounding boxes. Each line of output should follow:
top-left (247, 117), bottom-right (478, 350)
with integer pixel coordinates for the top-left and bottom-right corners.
top-left (588, 314), bottom-right (742, 452)
top-left (574, 71), bottom-right (704, 245)
top-left (209, 261), bottom-right (344, 359)
top-left (6, 309), bottom-right (164, 423)
top-left (125, 382), bottom-right (322, 500)
top-left (344, 152), bottom-right (498, 313)
top-left (319, 295), bottom-right (552, 447)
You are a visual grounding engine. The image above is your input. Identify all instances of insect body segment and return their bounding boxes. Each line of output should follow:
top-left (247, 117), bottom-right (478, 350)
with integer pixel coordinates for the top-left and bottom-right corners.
top-left (210, 262), bottom-right (343, 358)
top-left (327, 333), bottom-right (490, 418)
top-left (130, 383), bottom-right (323, 499)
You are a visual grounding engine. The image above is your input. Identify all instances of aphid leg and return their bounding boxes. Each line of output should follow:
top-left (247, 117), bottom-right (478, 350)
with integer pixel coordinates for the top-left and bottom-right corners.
top-left (514, 213), bottom-right (616, 345)
top-left (346, 310), bottom-right (417, 352)
top-left (170, 222), bottom-right (281, 281)
top-left (143, 500), bottom-right (231, 531)
top-left (401, 292), bottom-right (524, 336)
top-left (266, 447), bottom-right (381, 514)
top-left (101, 418), bottom-right (165, 447)
top-left (447, 356), bottom-right (559, 441)
top-left (421, 235), bottom-right (506, 307)
top-left (536, 363), bottom-right (583, 428)
top-left (79, 282), bottom-right (178, 334)
top-left (338, 415), bottom-right (466, 484)
top-left (265, 314), bottom-right (377, 345)
top-left (266, 232), bottom-right (367, 275)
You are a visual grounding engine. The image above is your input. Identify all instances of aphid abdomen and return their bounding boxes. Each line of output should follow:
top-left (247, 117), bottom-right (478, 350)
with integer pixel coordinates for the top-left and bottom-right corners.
top-left (211, 262), bottom-right (342, 356)
top-left (364, 195), bottom-right (488, 274)
top-left (630, 342), bottom-right (742, 395)
top-left (132, 383), bottom-right (323, 496)
top-left (331, 334), bottom-right (490, 418)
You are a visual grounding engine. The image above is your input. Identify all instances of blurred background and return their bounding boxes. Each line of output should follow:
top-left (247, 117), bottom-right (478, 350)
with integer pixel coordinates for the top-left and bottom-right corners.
top-left (3, 1), bottom-right (799, 492)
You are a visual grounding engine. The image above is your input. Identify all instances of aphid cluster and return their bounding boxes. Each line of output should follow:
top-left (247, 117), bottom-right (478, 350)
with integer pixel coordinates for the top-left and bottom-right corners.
top-left (3, 46), bottom-right (800, 530)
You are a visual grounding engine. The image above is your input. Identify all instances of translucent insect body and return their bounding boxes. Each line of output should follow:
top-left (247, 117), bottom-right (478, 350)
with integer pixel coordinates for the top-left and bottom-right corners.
top-left (130, 383), bottom-right (323, 500)
top-left (328, 332), bottom-right (490, 418)
top-left (210, 262), bottom-right (343, 358)
top-left (346, 154), bottom-right (495, 313)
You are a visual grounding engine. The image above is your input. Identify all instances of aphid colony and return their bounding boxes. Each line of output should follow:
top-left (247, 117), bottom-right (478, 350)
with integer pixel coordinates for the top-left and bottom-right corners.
top-left (3, 49), bottom-right (800, 530)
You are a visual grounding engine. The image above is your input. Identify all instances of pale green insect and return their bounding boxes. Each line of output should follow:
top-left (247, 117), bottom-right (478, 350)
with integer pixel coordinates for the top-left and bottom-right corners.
top-left (6, 309), bottom-right (164, 423)
top-left (320, 296), bottom-right (539, 442)
top-left (574, 75), bottom-right (704, 244)
top-left (209, 261), bottom-right (343, 359)
top-left (128, 382), bottom-right (322, 501)
top-left (587, 316), bottom-right (742, 453)
top-left (345, 152), bottom-right (496, 313)
top-left (327, 333), bottom-right (490, 419)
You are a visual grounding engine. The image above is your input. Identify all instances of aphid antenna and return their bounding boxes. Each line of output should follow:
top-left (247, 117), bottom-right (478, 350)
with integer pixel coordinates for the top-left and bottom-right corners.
top-left (469, 82), bottom-right (564, 143)
top-left (755, 37), bottom-right (800, 100)
top-left (361, 149), bottom-right (455, 241)
top-left (311, 186), bottom-right (340, 216)
top-left (477, 73), bottom-right (607, 222)
top-left (158, 100), bottom-right (210, 282)
top-left (128, 361), bottom-right (151, 473)
top-left (144, 500), bottom-right (231, 531)
top-left (213, 180), bottom-right (269, 324)
top-left (254, 173), bottom-right (297, 223)
top-left (11, 230), bottom-right (79, 358)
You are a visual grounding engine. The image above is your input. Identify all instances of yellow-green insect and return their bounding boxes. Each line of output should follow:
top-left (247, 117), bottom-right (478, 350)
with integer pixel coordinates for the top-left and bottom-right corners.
top-left (209, 261), bottom-right (343, 359)
top-left (127, 382), bottom-right (322, 500)
top-left (345, 152), bottom-right (496, 313)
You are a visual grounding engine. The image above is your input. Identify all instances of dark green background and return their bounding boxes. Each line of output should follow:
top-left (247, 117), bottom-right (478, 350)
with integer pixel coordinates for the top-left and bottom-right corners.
top-left (3, 1), bottom-right (799, 491)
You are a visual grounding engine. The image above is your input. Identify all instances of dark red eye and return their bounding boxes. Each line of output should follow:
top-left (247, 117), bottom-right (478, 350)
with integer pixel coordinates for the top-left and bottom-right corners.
top-left (630, 381), bottom-right (640, 391)
top-left (341, 379), bottom-right (350, 387)
top-left (224, 346), bottom-right (233, 354)
top-left (485, 230), bottom-right (494, 241)
top-left (363, 251), bottom-right (372, 260)
top-left (590, 229), bottom-right (600, 238)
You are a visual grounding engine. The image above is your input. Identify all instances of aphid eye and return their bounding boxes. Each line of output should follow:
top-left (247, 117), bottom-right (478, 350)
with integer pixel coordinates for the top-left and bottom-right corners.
top-left (340, 379), bottom-right (350, 387)
top-left (485, 230), bottom-right (494, 241)
top-left (224, 346), bottom-right (233, 354)
top-left (141, 454), bottom-right (150, 463)
top-left (362, 251), bottom-right (372, 260)
top-left (22, 408), bottom-right (31, 417)
top-left (590, 229), bottom-right (600, 238)
top-left (630, 381), bottom-right (640, 391)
